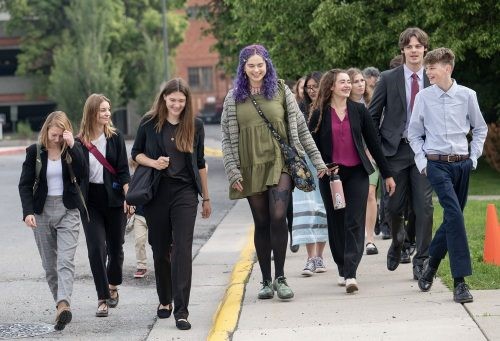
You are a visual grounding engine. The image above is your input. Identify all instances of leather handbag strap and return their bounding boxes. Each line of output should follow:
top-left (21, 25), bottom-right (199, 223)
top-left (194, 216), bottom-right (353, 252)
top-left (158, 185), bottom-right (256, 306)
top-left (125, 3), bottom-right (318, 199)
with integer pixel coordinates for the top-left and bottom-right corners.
top-left (249, 95), bottom-right (286, 145)
top-left (65, 152), bottom-right (90, 222)
top-left (83, 141), bottom-right (117, 176)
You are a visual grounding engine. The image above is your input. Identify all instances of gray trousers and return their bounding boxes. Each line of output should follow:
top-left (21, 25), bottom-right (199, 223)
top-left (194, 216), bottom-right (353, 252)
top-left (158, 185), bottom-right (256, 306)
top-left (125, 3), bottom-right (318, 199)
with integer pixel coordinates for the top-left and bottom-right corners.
top-left (33, 196), bottom-right (81, 306)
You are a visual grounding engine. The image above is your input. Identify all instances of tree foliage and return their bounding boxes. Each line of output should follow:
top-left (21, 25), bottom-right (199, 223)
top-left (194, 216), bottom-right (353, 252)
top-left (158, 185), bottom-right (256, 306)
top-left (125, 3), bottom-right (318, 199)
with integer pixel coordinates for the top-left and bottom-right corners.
top-left (207, 0), bottom-right (499, 122)
top-left (48, 0), bottom-right (123, 122)
top-left (3, 0), bottom-right (187, 117)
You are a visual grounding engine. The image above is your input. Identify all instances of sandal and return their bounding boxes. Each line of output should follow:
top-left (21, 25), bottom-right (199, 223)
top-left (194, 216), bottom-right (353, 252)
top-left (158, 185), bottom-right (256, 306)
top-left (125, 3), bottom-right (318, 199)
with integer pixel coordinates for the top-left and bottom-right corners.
top-left (107, 288), bottom-right (119, 308)
top-left (54, 301), bottom-right (72, 331)
top-left (95, 300), bottom-right (108, 317)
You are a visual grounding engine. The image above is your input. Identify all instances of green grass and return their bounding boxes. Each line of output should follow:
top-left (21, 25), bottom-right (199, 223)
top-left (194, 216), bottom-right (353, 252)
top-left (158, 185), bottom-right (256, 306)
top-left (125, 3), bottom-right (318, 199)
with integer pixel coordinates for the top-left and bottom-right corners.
top-left (433, 200), bottom-right (500, 290)
top-left (469, 158), bottom-right (500, 195)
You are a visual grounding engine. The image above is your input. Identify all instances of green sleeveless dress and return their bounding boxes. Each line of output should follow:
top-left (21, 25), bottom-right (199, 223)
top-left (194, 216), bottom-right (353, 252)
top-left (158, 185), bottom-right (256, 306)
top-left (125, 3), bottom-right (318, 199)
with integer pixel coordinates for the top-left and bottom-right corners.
top-left (230, 91), bottom-right (288, 200)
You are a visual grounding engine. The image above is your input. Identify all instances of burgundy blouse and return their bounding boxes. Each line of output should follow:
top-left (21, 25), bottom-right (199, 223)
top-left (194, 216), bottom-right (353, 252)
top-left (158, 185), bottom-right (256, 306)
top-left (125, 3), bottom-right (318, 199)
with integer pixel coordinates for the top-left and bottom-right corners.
top-left (331, 107), bottom-right (362, 167)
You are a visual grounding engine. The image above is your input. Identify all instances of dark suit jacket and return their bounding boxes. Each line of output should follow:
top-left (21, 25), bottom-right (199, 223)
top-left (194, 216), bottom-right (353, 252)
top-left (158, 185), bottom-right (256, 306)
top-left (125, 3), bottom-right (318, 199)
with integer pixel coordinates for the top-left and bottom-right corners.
top-left (309, 99), bottom-right (393, 179)
top-left (369, 65), bottom-right (430, 156)
top-left (78, 131), bottom-right (130, 208)
top-left (18, 142), bottom-right (88, 220)
top-left (131, 117), bottom-right (206, 196)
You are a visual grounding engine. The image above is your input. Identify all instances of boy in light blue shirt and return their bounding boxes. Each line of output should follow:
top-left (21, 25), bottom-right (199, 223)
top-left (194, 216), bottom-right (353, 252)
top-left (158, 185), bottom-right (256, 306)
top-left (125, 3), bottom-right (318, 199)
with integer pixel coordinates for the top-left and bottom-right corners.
top-left (408, 47), bottom-right (487, 303)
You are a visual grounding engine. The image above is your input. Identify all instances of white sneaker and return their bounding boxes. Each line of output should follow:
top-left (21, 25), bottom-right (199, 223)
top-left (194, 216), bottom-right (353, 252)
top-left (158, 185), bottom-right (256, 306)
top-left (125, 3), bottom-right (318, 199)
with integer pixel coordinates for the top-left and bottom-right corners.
top-left (337, 276), bottom-right (346, 286)
top-left (345, 278), bottom-right (358, 293)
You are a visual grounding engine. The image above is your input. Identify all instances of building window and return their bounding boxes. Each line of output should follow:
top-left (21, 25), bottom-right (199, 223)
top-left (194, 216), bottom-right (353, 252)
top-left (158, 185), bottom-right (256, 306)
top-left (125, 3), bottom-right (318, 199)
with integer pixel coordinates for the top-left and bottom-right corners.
top-left (188, 67), bottom-right (213, 91)
top-left (0, 49), bottom-right (19, 76)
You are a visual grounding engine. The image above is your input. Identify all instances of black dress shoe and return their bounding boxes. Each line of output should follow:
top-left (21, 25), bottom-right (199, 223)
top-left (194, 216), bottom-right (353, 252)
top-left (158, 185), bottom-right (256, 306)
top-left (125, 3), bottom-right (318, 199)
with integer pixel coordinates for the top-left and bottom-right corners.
top-left (453, 283), bottom-right (473, 303)
top-left (176, 318), bottom-right (191, 330)
top-left (413, 264), bottom-right (423, 280)
top-left (401, 249), bottom-right (411, 264)
top-left (387, 242), bottom-right (403, 271)
top-left (418, 262), bottom-right (438, 292)
top-left (157, 304), bottom-right (172, 319)
top-left (290, 244), bottom-right (299, 253)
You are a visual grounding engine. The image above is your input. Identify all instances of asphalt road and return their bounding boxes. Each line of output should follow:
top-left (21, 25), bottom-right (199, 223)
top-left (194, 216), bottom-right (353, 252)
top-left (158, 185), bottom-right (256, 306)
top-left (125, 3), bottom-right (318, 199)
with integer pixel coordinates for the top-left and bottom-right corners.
top-left (0, 123), bottom-right (234, 339)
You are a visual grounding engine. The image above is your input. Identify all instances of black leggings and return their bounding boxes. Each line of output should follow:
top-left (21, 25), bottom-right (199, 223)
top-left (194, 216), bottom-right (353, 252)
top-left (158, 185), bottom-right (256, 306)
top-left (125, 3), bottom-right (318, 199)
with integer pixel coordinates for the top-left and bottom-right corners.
top-left (247, 173), bottom-right (292, 281)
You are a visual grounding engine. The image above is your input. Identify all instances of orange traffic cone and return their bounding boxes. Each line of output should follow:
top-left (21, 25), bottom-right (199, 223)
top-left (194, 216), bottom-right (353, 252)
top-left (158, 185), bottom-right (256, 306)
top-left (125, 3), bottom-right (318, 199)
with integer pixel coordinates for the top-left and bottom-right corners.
top-left (483, 204), bottom-right (500, 265)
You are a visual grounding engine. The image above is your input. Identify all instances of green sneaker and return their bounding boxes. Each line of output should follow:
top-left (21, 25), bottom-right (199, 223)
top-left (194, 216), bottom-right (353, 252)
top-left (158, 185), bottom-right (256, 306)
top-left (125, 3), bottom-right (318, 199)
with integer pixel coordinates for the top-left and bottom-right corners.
top-left (273, 276), bottom-right (294, 299)
top-left (258, 280), bottom-right (274, 299)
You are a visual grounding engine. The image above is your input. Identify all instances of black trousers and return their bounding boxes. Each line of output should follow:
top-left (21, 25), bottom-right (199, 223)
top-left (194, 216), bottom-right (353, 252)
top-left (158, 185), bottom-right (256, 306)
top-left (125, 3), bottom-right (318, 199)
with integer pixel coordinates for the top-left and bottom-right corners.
top-left (319, 164), bottom-right (368, 279)
top-left (144, 177), bottom-right (198, 320)
top-left (82, 183), bottom-right (126, 300)
top-left (386, 142), bottom-right (433, 266)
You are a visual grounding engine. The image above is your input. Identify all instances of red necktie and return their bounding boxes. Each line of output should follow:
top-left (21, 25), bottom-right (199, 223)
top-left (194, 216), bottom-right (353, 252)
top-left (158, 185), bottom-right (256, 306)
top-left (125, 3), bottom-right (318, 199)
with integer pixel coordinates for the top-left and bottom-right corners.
top-left (410, 73), bottom-right (419, 112)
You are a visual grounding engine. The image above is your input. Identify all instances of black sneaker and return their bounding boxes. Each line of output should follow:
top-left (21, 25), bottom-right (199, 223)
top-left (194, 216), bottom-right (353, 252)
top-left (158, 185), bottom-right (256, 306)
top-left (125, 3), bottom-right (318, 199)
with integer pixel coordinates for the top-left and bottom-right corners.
top-left (453, 283), bottom-right (473, 303)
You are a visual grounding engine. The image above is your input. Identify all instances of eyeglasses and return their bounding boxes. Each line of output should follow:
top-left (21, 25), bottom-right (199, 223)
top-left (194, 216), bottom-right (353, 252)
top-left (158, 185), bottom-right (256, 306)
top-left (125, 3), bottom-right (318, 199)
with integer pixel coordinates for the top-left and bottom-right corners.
top-left (306, 85), bottom-right (319, 92)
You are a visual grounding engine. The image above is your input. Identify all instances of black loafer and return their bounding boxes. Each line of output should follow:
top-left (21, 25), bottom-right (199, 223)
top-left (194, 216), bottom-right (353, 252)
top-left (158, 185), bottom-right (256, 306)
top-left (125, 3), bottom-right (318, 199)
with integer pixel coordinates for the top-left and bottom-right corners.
top-left (401, 249), bottom-right (411, 264)
top-left (176, 318), bottom-right (191, 330)
top-left (453, 283), bottom-right (473, 303)
top-left (418, 262), bottom-right (437, 292)
top-left (157, 304), bottom-right (172, 319)
top-left (387, 242), bottom-right (403, 271)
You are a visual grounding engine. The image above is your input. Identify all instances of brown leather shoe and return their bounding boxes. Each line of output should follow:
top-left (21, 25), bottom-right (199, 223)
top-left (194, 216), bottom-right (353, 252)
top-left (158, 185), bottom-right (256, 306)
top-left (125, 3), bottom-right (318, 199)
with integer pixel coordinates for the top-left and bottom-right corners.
top-left (55, 301), bottom-right (72, 331)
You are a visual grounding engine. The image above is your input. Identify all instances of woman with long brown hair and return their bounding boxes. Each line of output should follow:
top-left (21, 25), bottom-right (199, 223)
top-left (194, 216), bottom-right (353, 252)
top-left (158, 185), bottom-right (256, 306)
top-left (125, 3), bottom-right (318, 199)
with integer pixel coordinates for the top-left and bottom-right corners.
top-left (131, 78), bottom-right (211, 330)
top-left (310, 69), bottom-right (395, 293)
top-left (78, 94), bottom-right (130, 318)
top-left (19, 111), bottom-right (87, 330)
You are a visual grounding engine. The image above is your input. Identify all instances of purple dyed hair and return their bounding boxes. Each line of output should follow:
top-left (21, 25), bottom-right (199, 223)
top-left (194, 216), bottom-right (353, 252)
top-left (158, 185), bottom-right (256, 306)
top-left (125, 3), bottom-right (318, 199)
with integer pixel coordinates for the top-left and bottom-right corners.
top-left (233, 44), bottom-right (278, 103)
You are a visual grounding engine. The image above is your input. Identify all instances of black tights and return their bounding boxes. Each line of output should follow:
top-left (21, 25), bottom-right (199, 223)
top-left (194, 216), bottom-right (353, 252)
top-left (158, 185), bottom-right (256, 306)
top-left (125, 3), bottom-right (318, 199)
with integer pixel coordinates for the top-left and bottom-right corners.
top-left (247, 173), bottom-right (292, 281)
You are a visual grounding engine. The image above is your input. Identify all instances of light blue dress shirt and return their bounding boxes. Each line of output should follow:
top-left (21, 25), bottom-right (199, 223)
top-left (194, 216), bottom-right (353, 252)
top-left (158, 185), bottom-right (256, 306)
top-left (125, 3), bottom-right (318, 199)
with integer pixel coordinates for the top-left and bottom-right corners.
top-left (408, 80), bottom-right (488, 172)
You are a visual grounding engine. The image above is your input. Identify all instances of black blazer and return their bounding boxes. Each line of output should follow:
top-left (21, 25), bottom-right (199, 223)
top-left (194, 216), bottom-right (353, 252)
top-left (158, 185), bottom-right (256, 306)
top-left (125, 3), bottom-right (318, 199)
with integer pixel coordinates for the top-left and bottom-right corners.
top-left (131, 117), bottom-right (206, 196)
top-left (369, 65), bottom-right (430, 156)
top-left (18, 142), bottom-right (88, 220)
top-left (309, 99), bottom-right (393, 179)
top-left (78, 131), bottom-right (130, 208)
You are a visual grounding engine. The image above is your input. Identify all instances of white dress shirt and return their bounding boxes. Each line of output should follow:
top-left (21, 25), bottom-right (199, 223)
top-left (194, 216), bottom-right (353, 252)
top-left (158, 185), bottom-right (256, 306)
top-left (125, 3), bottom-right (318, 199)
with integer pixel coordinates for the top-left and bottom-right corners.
top-left (403, 64), bottom-right (424, 137)
top-left (408, 80), bottom-right (488, 172)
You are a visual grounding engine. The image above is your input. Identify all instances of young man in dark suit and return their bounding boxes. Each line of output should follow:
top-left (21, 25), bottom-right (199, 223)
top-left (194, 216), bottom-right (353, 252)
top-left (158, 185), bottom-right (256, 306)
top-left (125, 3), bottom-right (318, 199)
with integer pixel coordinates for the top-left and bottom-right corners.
top-left (369, 27), bottom-right (433, 280)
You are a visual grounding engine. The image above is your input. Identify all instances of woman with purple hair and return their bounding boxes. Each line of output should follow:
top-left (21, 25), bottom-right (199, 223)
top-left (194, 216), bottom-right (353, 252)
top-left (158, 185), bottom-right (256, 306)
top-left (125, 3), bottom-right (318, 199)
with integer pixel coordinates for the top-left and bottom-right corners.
top-left (221, 44), bottom-right (327, 300)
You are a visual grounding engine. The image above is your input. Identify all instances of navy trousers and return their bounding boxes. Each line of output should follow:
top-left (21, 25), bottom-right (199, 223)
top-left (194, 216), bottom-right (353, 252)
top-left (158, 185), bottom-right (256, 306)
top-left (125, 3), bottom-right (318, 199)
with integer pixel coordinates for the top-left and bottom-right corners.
top-left (426, 158), bottom-right (473, 278)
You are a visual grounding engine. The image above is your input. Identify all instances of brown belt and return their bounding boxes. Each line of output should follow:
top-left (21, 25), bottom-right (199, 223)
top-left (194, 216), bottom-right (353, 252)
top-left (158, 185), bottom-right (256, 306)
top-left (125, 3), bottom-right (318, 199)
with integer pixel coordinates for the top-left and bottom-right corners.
top-left (426, 154), bottom-right (469, 162)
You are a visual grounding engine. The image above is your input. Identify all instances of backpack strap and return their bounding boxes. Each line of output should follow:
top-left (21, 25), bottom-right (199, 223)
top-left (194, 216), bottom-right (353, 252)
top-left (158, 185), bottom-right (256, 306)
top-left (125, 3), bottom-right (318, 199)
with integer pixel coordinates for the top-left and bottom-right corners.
top-left (33, 143), bottom-right (42, 195)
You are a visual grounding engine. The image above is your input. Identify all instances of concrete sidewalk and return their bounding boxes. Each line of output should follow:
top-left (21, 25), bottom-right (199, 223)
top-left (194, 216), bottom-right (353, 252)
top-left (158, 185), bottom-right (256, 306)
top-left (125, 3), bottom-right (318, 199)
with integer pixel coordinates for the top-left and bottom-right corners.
top-left (176, 199), bottom-right (498, 340)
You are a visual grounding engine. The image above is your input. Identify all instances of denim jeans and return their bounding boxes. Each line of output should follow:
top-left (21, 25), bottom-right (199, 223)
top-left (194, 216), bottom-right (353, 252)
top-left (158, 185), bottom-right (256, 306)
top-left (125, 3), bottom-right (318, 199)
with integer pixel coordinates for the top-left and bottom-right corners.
top-left (426, 159), bottom-right (473, 278)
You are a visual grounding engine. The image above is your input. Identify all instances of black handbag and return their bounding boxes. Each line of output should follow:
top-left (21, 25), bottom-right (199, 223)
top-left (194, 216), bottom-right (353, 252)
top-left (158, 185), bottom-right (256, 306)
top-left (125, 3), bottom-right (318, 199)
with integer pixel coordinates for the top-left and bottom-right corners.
top-left (126, 165), bottom-right (158, 206)
top-left (249, 96), bottom-right (315, 192)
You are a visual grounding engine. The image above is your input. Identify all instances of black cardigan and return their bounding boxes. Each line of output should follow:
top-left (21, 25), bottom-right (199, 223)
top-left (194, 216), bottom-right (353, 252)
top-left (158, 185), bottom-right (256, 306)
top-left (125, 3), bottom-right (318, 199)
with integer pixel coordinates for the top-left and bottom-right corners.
top-left (78, 131), bottom-right (131, 208)
top-left (131, 117), bottom-right (206, 196)
top-left (309, 99), bottom-right (393, 179)
top-left (18, 142), bottom-right (88, 220)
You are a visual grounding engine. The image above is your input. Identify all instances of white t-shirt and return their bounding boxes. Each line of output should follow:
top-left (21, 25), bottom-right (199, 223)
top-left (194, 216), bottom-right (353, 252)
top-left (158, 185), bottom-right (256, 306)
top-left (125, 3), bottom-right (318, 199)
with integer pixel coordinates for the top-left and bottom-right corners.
top-left (89, 133), bottom-right (107, 184)
top-left (47, 159), bottom-right (64, 196)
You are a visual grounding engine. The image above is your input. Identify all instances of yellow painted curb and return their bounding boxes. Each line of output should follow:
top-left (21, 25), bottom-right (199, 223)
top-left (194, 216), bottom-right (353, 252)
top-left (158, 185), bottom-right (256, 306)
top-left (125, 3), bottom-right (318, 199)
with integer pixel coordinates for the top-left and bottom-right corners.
top-left (205, 146), bottom-right (223, 157)
top-left (207, 227), bottom-right (255, 341)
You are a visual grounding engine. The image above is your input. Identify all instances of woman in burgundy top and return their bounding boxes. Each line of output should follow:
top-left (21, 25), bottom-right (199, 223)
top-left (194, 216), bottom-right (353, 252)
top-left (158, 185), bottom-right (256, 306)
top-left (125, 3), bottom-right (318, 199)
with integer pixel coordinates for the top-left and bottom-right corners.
top-left (309, 69), bottom-right (396, 293)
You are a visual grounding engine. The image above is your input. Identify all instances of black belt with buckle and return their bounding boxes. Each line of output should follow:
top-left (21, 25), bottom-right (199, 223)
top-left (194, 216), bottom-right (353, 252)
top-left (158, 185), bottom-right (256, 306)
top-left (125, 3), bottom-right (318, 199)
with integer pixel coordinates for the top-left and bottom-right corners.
top-left (426, 154), bottom-right (469, 162)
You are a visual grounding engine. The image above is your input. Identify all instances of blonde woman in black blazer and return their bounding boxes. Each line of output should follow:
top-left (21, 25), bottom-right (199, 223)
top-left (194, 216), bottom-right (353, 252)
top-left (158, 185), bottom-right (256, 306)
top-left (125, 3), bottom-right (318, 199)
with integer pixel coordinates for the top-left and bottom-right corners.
top-left (78, 94), bottom-right (131, 317)
top-left (19, 111), bottom-right (87, 330)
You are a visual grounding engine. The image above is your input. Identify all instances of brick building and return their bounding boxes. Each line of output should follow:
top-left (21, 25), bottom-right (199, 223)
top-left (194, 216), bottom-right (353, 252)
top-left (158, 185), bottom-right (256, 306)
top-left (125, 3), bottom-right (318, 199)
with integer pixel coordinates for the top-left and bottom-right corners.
top-left (173, 0), bottom-right (232, 123)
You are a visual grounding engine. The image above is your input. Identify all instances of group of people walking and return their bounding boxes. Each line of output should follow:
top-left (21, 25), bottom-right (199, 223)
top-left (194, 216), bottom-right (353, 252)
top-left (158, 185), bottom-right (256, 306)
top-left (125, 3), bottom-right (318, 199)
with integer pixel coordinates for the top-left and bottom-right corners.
top-left (18, 25), bottom-right (487, 332)
top-left (19, 79), bottom-right (211, 331)
top-left (220, 26), bottom-right (487, 304)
